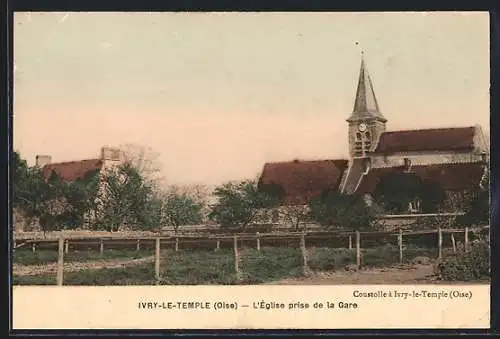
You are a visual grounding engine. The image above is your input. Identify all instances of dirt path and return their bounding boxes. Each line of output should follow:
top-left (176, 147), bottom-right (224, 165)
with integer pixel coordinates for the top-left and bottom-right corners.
top-left (13, 256), bottom-right (155, 276)
top-left (267, 264), bottom-right (486, 285)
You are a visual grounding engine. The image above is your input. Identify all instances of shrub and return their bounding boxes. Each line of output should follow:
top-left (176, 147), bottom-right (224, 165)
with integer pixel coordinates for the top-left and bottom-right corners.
top-left (435, 239), bottom-right (490, 281)
top-left (161, 249), bottom-right (238, 285)
top-left (308, 248), bottom-right (356, 271)
top-left (362, 244), bottom-right (400, 267)
top-left (240, 247), bottom-right (303, 283)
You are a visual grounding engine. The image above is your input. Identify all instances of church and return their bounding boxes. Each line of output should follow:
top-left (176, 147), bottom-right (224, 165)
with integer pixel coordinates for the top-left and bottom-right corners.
top-left (258, 55), bottom-right (489, 214)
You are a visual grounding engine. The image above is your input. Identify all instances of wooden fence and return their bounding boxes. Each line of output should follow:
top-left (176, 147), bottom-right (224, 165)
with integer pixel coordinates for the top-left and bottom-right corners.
top-left (14, 225), bottom-right (488, 286)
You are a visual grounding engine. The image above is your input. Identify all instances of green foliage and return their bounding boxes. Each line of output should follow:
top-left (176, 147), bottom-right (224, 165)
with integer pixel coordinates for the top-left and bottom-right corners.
top-left (161, 249), bottom-right (238, 285)
top-left (373, 173), bottom-right (446, 214)
top-left (308, 190), bottom-right (376, 230)
top-left (163, 194), bottom-right (203, 231)
top-left (240, 247), bottom-right (303, 283)
top-left (13, 150), bottom-right (167, 232)
top-left (93, 163), bottom-right (161, 231)
top-left (13, 244), bottom-right (449, 286)
top-left (435, 239), bottom-right (490, 281)
top-left (13, 248), bottom-right (151, 266)
top-left (455, 189), bottom-right (490, 227)
top-left (308, 248), bottom-right (356, 271)
top-left (209, 180), bottom-right (280, 229)
top-left (13, 151), bottom-right (96, 232)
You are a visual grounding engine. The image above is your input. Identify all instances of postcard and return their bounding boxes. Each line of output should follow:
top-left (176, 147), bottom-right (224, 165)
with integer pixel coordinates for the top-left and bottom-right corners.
top-left (12, 11), bottom-right (490, 330)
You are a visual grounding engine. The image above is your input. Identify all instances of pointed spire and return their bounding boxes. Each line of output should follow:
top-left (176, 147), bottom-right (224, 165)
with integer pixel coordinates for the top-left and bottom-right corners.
top-left (347, 52), bottom-right (386, 123)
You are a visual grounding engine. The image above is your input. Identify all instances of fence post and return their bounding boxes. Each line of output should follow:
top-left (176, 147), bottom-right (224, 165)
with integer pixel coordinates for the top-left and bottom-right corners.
top-left (100, 239), bottom-right (104, 256)
top-left (215, 239), bottom-right (220, 251)
top-left (32, 243), bottom-right (36, 253)
top-left (175, 237), bottom-right (179, 252)
top-left (398, 229), bottom-right (403, 264)
top-left (256, 232), bottom-right (261, 252)
top-left (300, 233), bottom-right (309, 274)
top-left (57, 237), bottom-right (64, 286)
top-left (451, 233), bottom-right (456, 253)
top-left (438, 227), bottom-right (443, 260)
top-left (233, 236), bottom-right (241, 280)
top-left (64, 240), bottom-right (69, 254)
top-left (348, 235), bottom-right (352, 249)
top-left (356, 231), bottom-right (361, 269)
top-left (464, 227), bottom-right (469, 253)
top-left (136, 239), bottom-right (140, 252)
top-left (155, 237), bottom-right (161, 284)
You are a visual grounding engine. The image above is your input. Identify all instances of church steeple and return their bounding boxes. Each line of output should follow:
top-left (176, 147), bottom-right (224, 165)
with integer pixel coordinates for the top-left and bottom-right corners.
top-left (346, 52), bottom-right (387, 158)
top-left (347, 52), bottom-right (387, 123)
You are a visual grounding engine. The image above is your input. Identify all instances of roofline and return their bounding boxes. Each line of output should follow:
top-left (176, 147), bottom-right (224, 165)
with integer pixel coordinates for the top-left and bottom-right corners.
top-left (262, 158), bottom-right (349, 166)
top-left (379, 125), bottom-right (476, 135)
top-left (43, 158), bottom-right (102, 168)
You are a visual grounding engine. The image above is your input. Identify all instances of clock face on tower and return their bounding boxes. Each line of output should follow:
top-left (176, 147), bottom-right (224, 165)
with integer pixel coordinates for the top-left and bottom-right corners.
top-left (358, 123), bottom-right (367, 132)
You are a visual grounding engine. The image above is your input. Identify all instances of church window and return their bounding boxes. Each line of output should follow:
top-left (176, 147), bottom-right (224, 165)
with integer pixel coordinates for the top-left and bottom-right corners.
top-left (364, 131), bottom-right (372, 150)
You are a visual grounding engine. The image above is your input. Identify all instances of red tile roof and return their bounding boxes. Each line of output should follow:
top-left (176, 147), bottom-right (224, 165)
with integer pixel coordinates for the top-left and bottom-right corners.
top-left (258, 159), bottom-right (349, 205)
top-left (373, 127), bottom-right (476, 154)
top-left (356, 162), bottom-right (485, 194)
top-left (43, 159), bottom-right (103, 183)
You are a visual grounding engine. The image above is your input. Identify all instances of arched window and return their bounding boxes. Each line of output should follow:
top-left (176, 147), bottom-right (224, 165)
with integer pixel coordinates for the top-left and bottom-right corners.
top-left (366, 132), bottom-right (372, 148)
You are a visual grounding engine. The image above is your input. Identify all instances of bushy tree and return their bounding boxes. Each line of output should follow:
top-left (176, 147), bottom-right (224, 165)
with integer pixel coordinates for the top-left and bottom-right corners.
top-left (309, 190), bottom-right (376, 230)
top-left (163, 194), bottom-right (203, 232)
top-left (93, 163), bottom-right (160, 232)
top-left (209, 180), bottom-right (280, 229)
top-left (456, 171), bottom-right (490, 227)
top-left (13, 151), bottom-right (101, 232)
top-left (372, 173), bottom-right (446, 214)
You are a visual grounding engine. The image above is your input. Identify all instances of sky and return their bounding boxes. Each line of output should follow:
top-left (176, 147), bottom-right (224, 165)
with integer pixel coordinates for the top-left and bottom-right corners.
top-left (13, 12), bottom-right (490, 186)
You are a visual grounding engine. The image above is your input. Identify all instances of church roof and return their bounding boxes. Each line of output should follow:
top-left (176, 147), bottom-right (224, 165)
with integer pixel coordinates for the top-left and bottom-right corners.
top-left (347, 54), bottom-right (387, 123)
top-left (356, 162), bottom-right (485, 194)
top-left (43, 159), bottom-right (103, 182)
top-left (373, 127), bottom-right (477, 154)
top-left (258, 159), bottom-right (349, 205)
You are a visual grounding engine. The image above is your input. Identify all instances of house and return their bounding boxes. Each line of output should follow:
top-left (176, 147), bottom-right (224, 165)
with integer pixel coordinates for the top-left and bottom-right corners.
top-left (258, 54), bottom-right (489, 215)
top-left (37, 146), bottom-right (124, 182)
top-left (27, 147), bottom-right (125, 230)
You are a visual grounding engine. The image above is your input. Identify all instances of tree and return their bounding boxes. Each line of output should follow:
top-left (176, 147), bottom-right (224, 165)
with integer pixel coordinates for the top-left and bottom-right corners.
top-left (119, 144), bottom-right (164, 186)
top-left (163, 194), bottom-right (203, 232)
top-left (164, 183), bottom-right (212, 222)
top-left (13, 151), bottom-right (103, 233)
top-left (372, 173), bottom-right (446, 214)
top-left (93, 162), bottom-right (161, 232)
top-left (277, 204), bottom-right (311, 231)
top-left (456, 171), bottom-right (490, 227)
top-left (208, 180), bottom-right (280, 229)
top-left (309, 190), bottom-right (376, 230)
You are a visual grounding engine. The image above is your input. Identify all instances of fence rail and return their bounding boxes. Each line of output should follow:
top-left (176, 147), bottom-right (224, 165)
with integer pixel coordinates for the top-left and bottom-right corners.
top-left (13, 225), bottom-right (489, 286)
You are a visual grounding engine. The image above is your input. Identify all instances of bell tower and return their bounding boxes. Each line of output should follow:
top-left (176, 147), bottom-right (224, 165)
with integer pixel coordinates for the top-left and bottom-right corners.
top-left (346, 52), bottom-right (387, 158)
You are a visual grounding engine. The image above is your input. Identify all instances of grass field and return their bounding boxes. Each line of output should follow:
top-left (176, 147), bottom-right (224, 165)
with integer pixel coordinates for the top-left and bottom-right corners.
top-left (12, 244), bottom-right (440, 285)
top-left (13, 248), bottom-right (152, 266)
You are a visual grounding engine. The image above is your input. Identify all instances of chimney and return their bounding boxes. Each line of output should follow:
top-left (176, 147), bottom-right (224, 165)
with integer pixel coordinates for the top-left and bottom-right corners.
top-left (35, 155), bottom-right (51, 168)
top-left (101, 146), bottom-right (122, 162)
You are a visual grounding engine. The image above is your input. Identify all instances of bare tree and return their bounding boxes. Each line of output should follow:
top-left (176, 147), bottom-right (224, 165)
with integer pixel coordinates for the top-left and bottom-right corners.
top-left (278, 205), bottom-right (310, 231)
top-left (119, 144), bottom-right (165, 186)
top-left (164, 183), bottom-right (213, 222)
